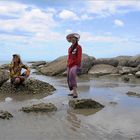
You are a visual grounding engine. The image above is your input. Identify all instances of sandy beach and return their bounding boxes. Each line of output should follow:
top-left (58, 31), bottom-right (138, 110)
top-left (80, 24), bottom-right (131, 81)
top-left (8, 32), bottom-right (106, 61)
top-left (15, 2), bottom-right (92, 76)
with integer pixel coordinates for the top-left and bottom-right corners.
top-left (0, 66), bottom-right (140, 140)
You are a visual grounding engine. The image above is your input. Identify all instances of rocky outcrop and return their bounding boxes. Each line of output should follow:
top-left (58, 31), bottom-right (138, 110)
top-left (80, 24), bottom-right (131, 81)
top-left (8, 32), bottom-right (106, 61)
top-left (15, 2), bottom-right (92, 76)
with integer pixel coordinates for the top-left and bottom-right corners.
top-left (40, 54), bottom-right (95, 76)
top-left (0, 70), bottom-right (9, 86)
top-left (126, 91), bottom-right (140, 98)
top-left (21, 103), bottom-right (57, 113)
top-left (31, 61), bottom-right (47, 68)
top-left (94, 55), bottom-right (140, 68)
top-left (80, 54), bottom-right (95, 74)
top-left (127, 55), bottom-right (140, 67)
top-left (0, 110), bottom-right (13, 119)
top-left (40, 56), bottom-right (67, 76)
top-left (117, 65), bottom-right (140, 76)
top-left (135, 71), bottom-right (140, 78)
top-left (122, 75), bottom-right (130, 82)
top-left (115, 56), bottom-right (131, 66)
top-left (88, 64), bottom-right (118, 76)
top-left (69, 99), bottom-right (104, 109)
top-left (0, 78), bottom-right (55, 95)
top-left (94, 58), bottom-right (118, 67)
top-left (0, 64), bottom-right (9, 70)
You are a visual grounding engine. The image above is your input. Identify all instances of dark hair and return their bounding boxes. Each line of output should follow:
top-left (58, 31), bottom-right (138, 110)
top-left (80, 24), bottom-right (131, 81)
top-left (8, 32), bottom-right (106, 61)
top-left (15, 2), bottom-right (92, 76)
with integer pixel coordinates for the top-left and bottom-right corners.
top-left (70, 39), bottom-right (78, 53)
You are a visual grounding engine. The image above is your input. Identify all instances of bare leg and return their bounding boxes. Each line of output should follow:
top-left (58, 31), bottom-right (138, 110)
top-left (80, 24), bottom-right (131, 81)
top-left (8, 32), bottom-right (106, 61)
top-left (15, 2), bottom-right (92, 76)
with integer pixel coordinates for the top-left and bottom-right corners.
top-left (72, 87), bottom-right (78, 98)
top-left (14, 77), bottom-right (21, 85)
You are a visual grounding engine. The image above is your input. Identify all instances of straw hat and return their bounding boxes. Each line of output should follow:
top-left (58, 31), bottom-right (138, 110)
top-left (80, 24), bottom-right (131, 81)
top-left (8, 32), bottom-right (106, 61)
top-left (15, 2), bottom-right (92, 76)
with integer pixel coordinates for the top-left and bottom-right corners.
top-left (66, 33), bottom-right (80, 41)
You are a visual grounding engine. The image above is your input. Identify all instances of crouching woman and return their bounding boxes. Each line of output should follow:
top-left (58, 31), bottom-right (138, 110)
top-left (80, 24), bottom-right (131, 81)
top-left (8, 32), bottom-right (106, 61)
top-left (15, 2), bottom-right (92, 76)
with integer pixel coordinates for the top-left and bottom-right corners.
top-left (9, 54), bottom-right (30, 87)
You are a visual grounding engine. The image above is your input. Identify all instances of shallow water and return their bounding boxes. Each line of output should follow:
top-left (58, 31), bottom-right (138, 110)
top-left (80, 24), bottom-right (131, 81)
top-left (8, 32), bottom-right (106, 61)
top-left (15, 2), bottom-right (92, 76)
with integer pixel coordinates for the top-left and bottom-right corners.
top-left (0, 71), bottom-right (140, 140)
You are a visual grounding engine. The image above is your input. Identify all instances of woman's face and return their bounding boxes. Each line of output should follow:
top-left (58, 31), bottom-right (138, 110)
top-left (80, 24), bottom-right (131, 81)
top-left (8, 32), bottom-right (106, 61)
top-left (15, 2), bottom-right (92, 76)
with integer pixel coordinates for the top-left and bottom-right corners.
top-left (70, 37), bottom-right (77, 44)
top-left (13, 56), bottom-right (20, 63)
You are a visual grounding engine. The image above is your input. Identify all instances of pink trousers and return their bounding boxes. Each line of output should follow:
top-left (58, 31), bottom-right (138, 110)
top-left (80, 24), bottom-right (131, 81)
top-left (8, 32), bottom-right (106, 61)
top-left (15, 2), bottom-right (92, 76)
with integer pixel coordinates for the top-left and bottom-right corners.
top-left (67, 65), bottom-right (77, 91)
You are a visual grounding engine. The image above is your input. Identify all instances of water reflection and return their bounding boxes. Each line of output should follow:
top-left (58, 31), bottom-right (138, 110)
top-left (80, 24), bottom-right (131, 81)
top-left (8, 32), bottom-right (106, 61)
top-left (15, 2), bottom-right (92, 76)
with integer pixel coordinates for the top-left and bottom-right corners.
top-left (66, 109), bottom-right (81, 131)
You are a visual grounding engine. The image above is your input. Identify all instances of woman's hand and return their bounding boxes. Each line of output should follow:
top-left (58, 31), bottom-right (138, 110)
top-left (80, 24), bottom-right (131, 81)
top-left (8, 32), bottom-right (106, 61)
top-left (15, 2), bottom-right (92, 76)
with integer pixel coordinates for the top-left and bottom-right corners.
top-left (25, 70), bottom-right (30, 77)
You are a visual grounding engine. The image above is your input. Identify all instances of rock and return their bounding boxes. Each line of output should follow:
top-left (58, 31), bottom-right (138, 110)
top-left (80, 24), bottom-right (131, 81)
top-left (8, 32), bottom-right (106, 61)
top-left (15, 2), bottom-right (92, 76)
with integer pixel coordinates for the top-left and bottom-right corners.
top-left (80, 54), bottom-right (95, 74)
top-left (32, 71), bottom-right (43, 75)
top-left (128, 73), bottom-right (134, 76)
top-left (40, 56), bottom-right (67, 76)
top-left (122, 76), bottom-right (130, 82)
top-left (5, 97), bottom-right (13, 102)
top-left (21, 103), bottom-right (57, 113)
top-left (69, 99), bottom-right (104, 109)
top-left (31, 61), bottom-right (47, 67)
top-left (127, 55), bottom-right (140, 67)
top-left (0, 64), bottom-right (9, 70)
top-left (109, 101), bottom-right (118, 105)
top-left (0, 78), bottom-right (55, 95)
top-left (119, 67), bottom-right (132, 75)
top-left (126, 91), bottom-right (140, 98)
top-left (88, 64), bottom-right (118, 76)
top-left (115, 56), bottom-right (132, 66)
top-left (118, 66), bottom-right (138, 75)
top-left (0, 70), bottom-right (9, 86)
top-left (135, 71), bottom-right (140, 78)
top-left (40, 54), bottom-right (94, 76)
top-left (0, 110), bottom-right (13, 119)
top-left (94, 58), bottom-right (118, 67)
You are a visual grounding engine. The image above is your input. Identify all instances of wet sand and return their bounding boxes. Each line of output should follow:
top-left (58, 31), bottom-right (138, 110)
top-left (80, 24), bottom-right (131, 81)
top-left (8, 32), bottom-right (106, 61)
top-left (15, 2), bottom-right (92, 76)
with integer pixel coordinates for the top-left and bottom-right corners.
top-left (0, 71), bottom-right (140, 140)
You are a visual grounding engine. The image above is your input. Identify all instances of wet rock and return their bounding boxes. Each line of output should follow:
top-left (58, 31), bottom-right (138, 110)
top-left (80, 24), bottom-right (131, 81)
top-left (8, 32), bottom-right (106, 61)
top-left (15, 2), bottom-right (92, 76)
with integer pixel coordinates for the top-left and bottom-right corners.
top-left (5, 97), bottom-right (13, 102)
top-left (126, 91), bottom-right (140, 98)
top-left (0, 78), bottom-right (55, 95)
top-left (32, 71), bottom-right (43, 75)
top-left (88, 64), bottom-right (118, 76)
top-left (135, 71), bottom-right (140, 78)
top-left (118, 66), bottom-right (138, 75)
top-left (94, 58), bottom-right (118, 67)
top-left (0, 70), bottom-right (9, 86)
top-left (21, 103), bottom-right (57, 113)
top-left (119, 67), bottom-right (132, 75)
top-left (0, 110), bottom-right (13, 119)
top-left (109, 101), bottom-right (118, 105)
top-left (69, 99), bottom-right (104, 109)
top-left (122, 76), bottom-right (130, 82)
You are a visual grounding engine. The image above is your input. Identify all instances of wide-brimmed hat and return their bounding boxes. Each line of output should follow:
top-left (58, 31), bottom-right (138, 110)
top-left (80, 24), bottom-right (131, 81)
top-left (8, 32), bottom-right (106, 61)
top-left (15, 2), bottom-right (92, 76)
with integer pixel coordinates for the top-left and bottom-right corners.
top-left (66, 33), bottom-right (80, 41)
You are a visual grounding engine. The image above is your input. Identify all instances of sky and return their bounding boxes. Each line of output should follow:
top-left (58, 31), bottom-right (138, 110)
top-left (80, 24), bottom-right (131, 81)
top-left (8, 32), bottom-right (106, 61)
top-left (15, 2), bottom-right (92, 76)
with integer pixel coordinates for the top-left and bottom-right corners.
top-left (0, 0), bottom-right (140, 61)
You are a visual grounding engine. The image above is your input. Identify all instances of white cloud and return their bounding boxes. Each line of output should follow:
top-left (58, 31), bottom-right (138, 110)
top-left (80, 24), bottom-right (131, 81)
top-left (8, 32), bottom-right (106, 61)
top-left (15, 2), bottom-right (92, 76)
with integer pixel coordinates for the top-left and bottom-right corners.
top-left (86, 0), bottom-right (140, 17)
top-left (65, 29), bottom-right (73, 33)
top-left (0, 1), bottom-right (28, 17)
top-left (79, 32), bottom-right (124, 43)
top-left (0, 1), bottom-right (60, 42)
top-left (114, 19), bottom-right (124, 27)
top-left (33, 32), bottom-right (62, 42)
top-left (59, 9), bottom-right (78, 20)
top-left (0, 8), bottom-right (57, 32)
top-left (80, 14), bottom-right (93, 20)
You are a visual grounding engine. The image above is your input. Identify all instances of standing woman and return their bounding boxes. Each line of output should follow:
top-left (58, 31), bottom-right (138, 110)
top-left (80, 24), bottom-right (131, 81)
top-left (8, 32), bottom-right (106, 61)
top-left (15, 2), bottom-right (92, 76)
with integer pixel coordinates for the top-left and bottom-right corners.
top-left (66, 33), bottom-right (82, 98)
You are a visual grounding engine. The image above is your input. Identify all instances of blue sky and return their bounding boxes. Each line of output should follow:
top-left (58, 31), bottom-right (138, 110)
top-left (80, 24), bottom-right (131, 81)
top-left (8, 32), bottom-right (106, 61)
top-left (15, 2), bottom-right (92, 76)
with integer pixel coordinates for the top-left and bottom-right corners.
top-left (0, 0), bottom-right (140, 61)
